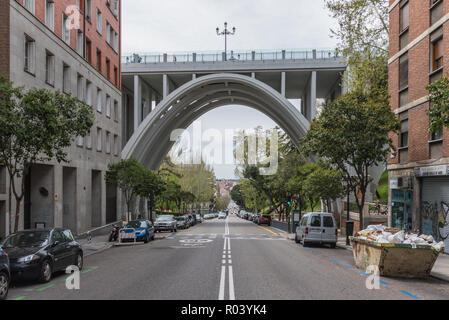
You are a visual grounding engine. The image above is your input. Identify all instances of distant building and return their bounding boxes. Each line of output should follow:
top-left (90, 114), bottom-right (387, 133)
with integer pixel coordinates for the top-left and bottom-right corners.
top-left (0, 0), bottom-right (122, 238)
top-left (216, 179), bottom-right (239, 198)
top-left (388, 0), bottom-right (449, 252)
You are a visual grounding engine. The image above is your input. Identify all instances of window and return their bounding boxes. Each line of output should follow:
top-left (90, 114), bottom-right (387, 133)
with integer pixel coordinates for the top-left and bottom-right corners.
top-left (399, 53), bottom-right (408, 106)
top-left (106, 131), bottom-right (111, 154)
top-left (109, 0), bottom-right (119, 17)
top-left (310, 216), bottom-right (321, 227)
top-left (431, 128), bottom-right (443, 141)
top-left (96, 88), bottom-right (103, 113)
top-left (113, 100), bottom-right (118, 122)
top-left (114, 66), bottom-right (118, 86)
top-left (62, 14), bottom-right (70, 45)
top-left (77, 74), bottom-right (84, 101)
top-left (76, 135), bottom-right (84, 147)
top-left (45, 51), bottom-right (55, 86)
top-left (114, 134), bottom-right (119, 155)
top-left (432, 37), bottom-right (443, 72)
top-left (323, 216), bottom-right (334, 228)
top-left (431, 0), bottom-right (444, 25)
top-left (106, 59), bottom-right (110, 79)
top-left (24, 0), bottom-right (35, 14)
top-left (86, 0), bottom-right (92, 21)
top-left (97, 128), bottom-right (102, 151)
top-left (86, 80), bottom-right (93, 106)
top-left (77, 31), bottom-right (84, 56)
top-left (45, 0), bottom-right (54, 30)
top-left (24, 35), bottom-right (35, 74)
top-left (106, 22), bottom-right (111, 44)
top-left (400, 120), bottom-right (409, 148)
top-left (96, 49), bottom-right (102, 71)
top-left (86, 129), bottom-right (92, 149)
top-left (106, 95), bottom-right (111, 118)
top-left (400, 1), bottom-right (409, 32)
top-left (63, 64), bottom-right (71, 94)
top-left (96, 9), bottom-right (102, 34)
top-left (86, 38), bottom-right (92, 64)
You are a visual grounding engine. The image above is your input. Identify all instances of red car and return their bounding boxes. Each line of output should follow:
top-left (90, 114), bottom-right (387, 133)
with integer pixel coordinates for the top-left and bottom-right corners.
top-left (258, 214), bottom-right (272, 226)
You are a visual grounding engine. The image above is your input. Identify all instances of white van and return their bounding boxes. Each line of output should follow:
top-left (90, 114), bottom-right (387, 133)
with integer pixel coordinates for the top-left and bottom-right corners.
top-left (295, 212), bottom-right (337, 248)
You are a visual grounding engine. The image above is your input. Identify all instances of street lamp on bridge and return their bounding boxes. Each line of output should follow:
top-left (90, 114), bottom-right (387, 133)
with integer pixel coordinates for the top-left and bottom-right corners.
top-left (216, 22), bottom-right (236, 61)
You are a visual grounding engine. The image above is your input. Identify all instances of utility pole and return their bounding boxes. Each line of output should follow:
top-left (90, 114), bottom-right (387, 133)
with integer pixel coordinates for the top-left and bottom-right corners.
top-left (216, 22), bottom-right (236, 61)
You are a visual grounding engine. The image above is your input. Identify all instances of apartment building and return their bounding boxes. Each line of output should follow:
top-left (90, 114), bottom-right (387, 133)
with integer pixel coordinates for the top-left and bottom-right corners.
top-left (388, 0), bottom-right (449, 253)
top-left (0, 0), bottom-right (122, 239)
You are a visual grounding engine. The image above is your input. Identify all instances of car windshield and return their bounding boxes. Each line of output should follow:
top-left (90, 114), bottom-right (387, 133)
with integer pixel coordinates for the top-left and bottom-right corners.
top-left (126, 221), bottom-right (146, 228)
top-left (3, 231), bottom-right (50, 248)
top-left (157, 216), bottom-right (174, 221)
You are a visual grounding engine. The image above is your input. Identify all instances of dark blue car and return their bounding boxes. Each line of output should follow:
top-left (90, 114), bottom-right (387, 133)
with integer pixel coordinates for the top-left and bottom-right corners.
top-left (124, 220), bottom-right (155, 243)
top-left (0, 247), bottom-right (10, 300)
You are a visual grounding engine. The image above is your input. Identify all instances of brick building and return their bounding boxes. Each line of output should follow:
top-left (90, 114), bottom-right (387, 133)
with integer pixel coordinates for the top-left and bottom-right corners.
top-left (0, 0), bottom-right (122, 239)
top-left (388, 0), bottom-right (449, 253)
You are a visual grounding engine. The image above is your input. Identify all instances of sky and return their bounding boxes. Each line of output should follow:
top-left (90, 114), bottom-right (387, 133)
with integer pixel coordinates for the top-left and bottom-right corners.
top-left (122, 0), bottom-right (338, 179)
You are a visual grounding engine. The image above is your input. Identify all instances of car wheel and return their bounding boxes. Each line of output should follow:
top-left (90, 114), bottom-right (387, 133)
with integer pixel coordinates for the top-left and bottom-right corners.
top-left (174, 227), bottom-right (177, 233)
top-left (75, 253), bottom-right (84, 271)
top-left (295, 234), bottom-right (299, 243)
top-left (144, 233), bottom-right (149, 243)
top-left (39, 260), bottom-right (52, 283)
top-left (303, 240), bottom-right (308, 248)
top-left (0, 271), bottom-right (9, 300)
top-left (151, 234), bottom-right (155, 241)
top-left (330, 243), bottom-right (336, 249)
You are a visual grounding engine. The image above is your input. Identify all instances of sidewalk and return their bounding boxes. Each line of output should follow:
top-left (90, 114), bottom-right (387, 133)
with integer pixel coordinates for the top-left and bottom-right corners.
top-left (77, 234), bottom-right (114, 257)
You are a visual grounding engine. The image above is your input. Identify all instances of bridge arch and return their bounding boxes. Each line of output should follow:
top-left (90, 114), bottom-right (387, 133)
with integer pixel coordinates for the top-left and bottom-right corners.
top-left (122, 73), bottom-right (311, 170)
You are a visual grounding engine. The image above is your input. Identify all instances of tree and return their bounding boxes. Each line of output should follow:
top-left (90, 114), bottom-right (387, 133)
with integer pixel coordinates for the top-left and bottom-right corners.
top-left (106, 158), bottom-right (145, 219)
top-left (230, 184), bottom-right (245, 208)
top-left (326, 0), bottom-right (389, 96)
top-left (0, 78), bottom-right (94, 232)
top-left (303, 166), bottom-right (345, 212)
top-left (426, 76), bottom-right (449, 133)
top-left (216, 195), bottom-right (231, 212)
top-left (135, 168), bottom-right (165, 222)
top-left (301, 91), bottom-right (399, 228)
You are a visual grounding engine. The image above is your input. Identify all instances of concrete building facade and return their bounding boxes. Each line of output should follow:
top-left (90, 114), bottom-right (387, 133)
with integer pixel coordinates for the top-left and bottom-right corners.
top-left (388, 0), bottom-right (449, 253)
top-left (0, 0), bottom-right (122, 239)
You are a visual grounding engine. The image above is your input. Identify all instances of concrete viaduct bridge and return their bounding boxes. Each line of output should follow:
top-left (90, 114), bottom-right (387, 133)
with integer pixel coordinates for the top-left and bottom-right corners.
top-left (120, 49), bottom-right (347, 169)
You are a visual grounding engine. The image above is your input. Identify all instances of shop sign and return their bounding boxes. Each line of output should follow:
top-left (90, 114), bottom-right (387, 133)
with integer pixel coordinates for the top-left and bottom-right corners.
top-left (415, 165), bottom-right (448, 177)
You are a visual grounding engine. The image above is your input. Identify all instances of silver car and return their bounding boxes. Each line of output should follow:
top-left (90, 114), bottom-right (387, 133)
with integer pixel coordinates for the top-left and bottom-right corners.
top-left (154, 215), bottom-right (178, 233)
top-left (295, 212), bottom-right (337, 248)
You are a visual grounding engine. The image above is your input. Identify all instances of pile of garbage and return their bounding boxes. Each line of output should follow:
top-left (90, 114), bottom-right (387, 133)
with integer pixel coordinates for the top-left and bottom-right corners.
top-left (355, 225), bottom-right (445, 251)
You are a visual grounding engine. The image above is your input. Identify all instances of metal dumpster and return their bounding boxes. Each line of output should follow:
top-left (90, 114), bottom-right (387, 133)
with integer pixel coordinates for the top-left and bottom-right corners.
top-left (350, 236), bottom-right (443, 279)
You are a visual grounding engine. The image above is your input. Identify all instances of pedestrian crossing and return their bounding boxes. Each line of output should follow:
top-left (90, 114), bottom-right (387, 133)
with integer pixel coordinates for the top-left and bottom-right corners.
top-left (167, 233), bottom-right (286, 241)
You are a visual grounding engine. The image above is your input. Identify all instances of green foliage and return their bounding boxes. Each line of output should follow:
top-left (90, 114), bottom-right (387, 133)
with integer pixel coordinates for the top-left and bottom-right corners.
top-left (326, 0), bottom-right (389, 96)
top-left (426, 76), bottom-right (449, 133)
top-left (0, 77), bottom-right (94, 232)
top-left (301, 91), bottom-right (399, 226)
top-left (230, 184), bottom-right (245, 208)
top-left (216, 195), bottom-right (231, 212)
top-left (106, 158), bottom-right (146, 215)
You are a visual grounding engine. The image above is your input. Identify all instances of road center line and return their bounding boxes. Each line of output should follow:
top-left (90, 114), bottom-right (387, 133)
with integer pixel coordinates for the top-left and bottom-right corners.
top-left (218, 265), bottom-right (226, 300)
top-left (228, 265), bottom-right (235, 300)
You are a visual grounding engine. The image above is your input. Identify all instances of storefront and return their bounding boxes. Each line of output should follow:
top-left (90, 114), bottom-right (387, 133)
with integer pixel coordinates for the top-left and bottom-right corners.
top-left (391, 188), bottom-right (413, 231)
top-left (414, 165), bottom-right (449, 254)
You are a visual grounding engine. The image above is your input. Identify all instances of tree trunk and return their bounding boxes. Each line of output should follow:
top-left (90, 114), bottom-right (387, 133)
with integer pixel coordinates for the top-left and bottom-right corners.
top-left (14, 195), bottom-right (21, 233)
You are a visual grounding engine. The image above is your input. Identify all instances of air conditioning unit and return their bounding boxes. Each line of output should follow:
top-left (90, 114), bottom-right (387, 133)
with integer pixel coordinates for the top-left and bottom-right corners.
top-left (397, 176), bottom-right (413, 189)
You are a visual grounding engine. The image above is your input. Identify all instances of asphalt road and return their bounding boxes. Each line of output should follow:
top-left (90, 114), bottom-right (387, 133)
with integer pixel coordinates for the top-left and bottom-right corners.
top-left (7, 215), bottom-right (449, 300)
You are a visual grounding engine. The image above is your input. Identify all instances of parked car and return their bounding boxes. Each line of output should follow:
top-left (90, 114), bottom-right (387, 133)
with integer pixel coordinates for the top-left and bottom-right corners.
top-left (258, 214), bottom-right (272, 226)
top-left (253, 214), bottom-right (260, 224)
top-left (2, 229), bottom-right (83, 283)
top-left (195, 214), bottom-right (203, 223)
top-left (124, 220), bottom-right (155, 243)
top-left (204, 214), bottom-right (214, 220)
top-left (154, 215), bottom-right (177, 233)
top-left (214, 212), bottom-right (219, 218)
top-left (176, 216), bottom-right (190, 229)
top-left (295, 212), bottom-right (337, 248)
top-left (218, 212), bottom-right (227, 219)
top-left (0, 247), bottom-right (10, 300)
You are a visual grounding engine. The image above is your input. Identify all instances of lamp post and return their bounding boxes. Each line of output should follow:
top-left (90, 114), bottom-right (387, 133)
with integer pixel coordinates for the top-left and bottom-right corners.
top-left (216, 22), bottom-right (236, 61)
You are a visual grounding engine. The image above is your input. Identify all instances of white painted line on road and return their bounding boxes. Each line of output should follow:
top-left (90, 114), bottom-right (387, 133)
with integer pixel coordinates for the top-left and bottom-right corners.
top-left (218, 265), bottom-right (226, 300)
top-left (228, 266), bottom-right (235, 300)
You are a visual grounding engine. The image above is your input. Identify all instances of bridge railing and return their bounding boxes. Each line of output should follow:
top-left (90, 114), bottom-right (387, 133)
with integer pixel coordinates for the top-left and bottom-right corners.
top-left (121, 49), bottom-right (340, 65)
